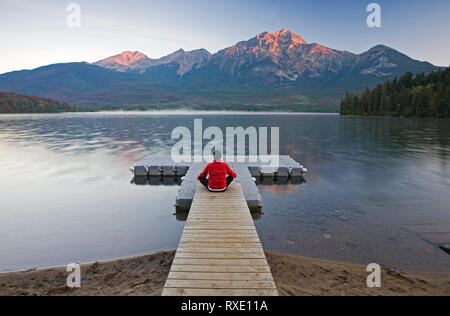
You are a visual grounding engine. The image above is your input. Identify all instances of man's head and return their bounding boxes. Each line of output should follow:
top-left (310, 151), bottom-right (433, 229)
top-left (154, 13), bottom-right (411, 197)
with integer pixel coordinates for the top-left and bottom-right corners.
top-left (213, 150), bottom-right (222, 161)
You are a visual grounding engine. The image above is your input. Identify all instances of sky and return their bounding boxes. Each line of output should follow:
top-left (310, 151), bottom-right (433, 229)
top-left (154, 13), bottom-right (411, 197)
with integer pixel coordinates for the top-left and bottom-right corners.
top-left (0, 0), bottom-right (449, 74)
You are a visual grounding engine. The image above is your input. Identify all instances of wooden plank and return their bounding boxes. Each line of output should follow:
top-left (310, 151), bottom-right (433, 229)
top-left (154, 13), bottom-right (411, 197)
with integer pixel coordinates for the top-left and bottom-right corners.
top-left (177, 247), bottom-right (264, 253)
top-left (162, 288), bottom-right (279, 296)
top-left (186, 220), bottom-right (253, 223)
top-left (178, 242), bottom-right (262, 248)
top-left (190, 206), bottom-right (247, 210)
top-left (184, 225), bottom-right (256, 230)
top-left (185, 223), bottom-right (255, 227)
top-left (169, 265), bottom-right (271, 273)
top-left (190, 201), bottom-right (246, 204)
top-left (190, 203), bottom-right (245, 206)
top-left (164, 279), bottom-right (277, 289)
top-left (188, 215), bottom-right (250, 218)
top-left (191, 201), bottom-right (247, 204)
top-left (187, 214), bottom-right (251, 217)
top-left (181, 229), bottom-right (258, 235)
top-left (175, 252), bottom-right (266, 259)
top-left (187, 219), bottom-right (254, 224)
top-left (180, 237), bottom-right (261, 243)
top-left (191, 202), bottom-right (245, 205)
top-left (168, 272), bottom-right (274, 281)
top-left (190, 209), bottom-right (247, 211)
top-left (190, 205), bottom-right (246, 207)
top-left (190, 208), bottom-right (247, 211)
top-left (172, 258), bottom-right (269, 266)
top-left (182, 232), bottom-right (259, 236)
top-left (187, 218), bottom-right (252, 222)
top-left (188, 215), bottom-right (251, 218)
top-left (181, 233), bottom-right (259, 242)
top-left (189, 206), bottom-right (249, 210)
top-left (180, 238), bottom-right (260, 242)
top-left (188, 214), bottom-right (251, 219)
top-left (193, 196), bottom-right (243, 199)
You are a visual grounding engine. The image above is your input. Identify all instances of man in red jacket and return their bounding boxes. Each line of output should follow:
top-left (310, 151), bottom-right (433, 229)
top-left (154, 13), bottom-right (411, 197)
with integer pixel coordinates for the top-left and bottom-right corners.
top-left (198, 150), bottom-right (237, 192)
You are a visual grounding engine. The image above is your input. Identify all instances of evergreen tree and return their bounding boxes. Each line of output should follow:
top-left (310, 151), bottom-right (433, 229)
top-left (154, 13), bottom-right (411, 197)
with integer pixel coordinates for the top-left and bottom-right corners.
top-left (0, 92), bottom-right (76, 113)
top-left (340, 67), bottom-right (449, 118)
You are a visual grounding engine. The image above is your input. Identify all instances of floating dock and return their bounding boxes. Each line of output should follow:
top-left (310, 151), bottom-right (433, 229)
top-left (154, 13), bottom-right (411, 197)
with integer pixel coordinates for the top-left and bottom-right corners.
top-left (133, 155), bottom-right (307, 211)
top-left (162, 183), bottom-right (279, 296)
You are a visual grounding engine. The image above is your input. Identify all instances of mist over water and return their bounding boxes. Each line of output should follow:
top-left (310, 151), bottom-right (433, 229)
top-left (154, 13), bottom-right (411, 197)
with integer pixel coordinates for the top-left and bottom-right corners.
top-left (0, 113), bottom-right (449, 273)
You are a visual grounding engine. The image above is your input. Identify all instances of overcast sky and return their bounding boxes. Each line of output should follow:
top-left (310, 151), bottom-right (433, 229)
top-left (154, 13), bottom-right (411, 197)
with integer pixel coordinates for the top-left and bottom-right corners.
top-left (0, 0), bottom-right (449, 74)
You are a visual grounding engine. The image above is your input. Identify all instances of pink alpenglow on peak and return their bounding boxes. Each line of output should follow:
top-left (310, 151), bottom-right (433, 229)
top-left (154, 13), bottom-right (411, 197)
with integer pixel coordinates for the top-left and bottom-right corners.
top-left (214, 29), bottom-right (358, 82)
top-left (271, 29), bottom-right (308, 45)
top-left (254, 29), bottom-right (308, 50)
top-left (94, 51), bottom-right (150, 72)
top-left (97, 51), bottom-right (148, 66)
top-left (94, 49), bottom-right (211, 74)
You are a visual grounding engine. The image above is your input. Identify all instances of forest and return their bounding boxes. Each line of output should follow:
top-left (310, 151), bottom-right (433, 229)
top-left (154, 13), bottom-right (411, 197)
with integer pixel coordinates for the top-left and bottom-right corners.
top-left (340, 67), bottom-right (450, 118)
top-left (0, 92), bottom-right (76, 113)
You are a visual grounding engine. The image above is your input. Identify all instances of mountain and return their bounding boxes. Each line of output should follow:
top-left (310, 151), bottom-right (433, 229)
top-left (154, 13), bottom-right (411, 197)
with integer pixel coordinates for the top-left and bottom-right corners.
top-left (186, 29), bottom-right (437, 88)
top-left (0, 62), bottom-right (143, 100)
top-left (94, 51), bottom-right (149, 72)
top-left (94, 49), bottom-right (211, 75)
top-left (201, 29), bottom-right (357, 84)
top-left (0, 29), bottom-right (440, 109)
top-left (332, 45), bottom-right (439, 90)
top-left (353, 45), bottom-right (436, 77)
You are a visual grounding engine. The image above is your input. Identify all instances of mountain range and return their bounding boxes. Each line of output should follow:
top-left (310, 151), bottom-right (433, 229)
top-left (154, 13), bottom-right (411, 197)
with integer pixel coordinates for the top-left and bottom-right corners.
top-left (0, 29), bottom-right (440, 110)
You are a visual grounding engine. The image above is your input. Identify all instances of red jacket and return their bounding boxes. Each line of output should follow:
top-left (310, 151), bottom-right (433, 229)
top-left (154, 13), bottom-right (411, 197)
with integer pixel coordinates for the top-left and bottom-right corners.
top-left (198, 161), bottom-right (237, 190)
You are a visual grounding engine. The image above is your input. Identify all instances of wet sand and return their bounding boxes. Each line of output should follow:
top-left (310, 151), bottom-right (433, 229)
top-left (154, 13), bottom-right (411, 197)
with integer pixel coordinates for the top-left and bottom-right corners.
top-left (1, 250), bottom-right (449, 296)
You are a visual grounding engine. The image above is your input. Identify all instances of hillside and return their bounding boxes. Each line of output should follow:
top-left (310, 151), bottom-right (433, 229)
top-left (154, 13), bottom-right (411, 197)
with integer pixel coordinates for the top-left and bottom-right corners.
top-left (0, 92), bottom-right (75, 113)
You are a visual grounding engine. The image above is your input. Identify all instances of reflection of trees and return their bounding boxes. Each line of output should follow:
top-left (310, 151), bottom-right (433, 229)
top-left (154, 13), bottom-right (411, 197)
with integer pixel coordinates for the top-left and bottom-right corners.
top-left (338, 117), bottom-right (449, 161)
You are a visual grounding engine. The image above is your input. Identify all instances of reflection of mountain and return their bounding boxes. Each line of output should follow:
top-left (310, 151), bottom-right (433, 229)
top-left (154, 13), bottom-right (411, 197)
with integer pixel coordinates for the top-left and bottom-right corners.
top-left (0, 30), bottom-right (439, 109)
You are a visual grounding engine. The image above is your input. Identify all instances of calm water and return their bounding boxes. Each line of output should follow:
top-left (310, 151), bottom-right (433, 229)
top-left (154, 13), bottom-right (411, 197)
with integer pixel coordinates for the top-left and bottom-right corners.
top-left (0, 112), bottom-right (449, 273)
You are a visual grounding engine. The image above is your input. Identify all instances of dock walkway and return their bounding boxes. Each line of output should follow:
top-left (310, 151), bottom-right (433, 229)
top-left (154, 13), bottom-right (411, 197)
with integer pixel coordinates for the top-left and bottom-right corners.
top-left (162, 183), bottom-right (278, 296)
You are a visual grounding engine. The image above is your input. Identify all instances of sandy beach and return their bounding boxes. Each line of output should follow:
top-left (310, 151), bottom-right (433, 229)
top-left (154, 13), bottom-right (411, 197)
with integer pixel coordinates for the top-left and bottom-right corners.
top-left (1, 250), bottom-right (449, 296)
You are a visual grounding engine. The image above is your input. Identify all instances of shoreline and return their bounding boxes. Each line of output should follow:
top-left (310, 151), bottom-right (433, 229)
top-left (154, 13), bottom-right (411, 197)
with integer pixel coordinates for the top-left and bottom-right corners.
top-left (1, 250), bottom-right (449, 296)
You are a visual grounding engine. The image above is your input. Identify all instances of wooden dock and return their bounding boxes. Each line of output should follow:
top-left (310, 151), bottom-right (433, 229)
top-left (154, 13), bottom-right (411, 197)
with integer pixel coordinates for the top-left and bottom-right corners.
top-left (162, 183), bottom-right (278, 296)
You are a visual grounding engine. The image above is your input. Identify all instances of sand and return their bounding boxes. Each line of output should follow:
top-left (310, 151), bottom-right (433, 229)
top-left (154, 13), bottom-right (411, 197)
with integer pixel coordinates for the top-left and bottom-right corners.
top-left (1, 250), bottom-right (449, 296)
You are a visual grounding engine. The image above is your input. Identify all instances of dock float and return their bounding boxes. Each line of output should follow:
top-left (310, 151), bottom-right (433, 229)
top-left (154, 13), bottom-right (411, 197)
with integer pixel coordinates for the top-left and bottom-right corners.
top-left (133, 155), bottom-right (307, 212)
top-left (162, 183), bottom-right (278, 296)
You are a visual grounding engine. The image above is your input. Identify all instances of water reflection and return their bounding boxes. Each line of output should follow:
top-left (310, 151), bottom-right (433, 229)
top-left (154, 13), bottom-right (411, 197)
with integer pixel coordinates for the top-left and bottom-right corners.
top-left (0, 113), bottom-right (449, 273)
top-left (132, 176), bottom-right (182, 186)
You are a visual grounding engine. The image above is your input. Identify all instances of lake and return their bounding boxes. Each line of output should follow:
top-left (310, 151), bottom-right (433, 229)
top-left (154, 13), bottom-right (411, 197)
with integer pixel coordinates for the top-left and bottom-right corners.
top-left (0, 112), bottom-right (449, 273)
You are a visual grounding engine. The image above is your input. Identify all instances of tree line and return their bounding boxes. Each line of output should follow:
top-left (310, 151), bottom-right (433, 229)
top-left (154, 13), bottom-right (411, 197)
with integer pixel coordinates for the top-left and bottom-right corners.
top-left (340, 67), bottom-right (450, 118)
top-left (0, 92), bottom-right (76, 113)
